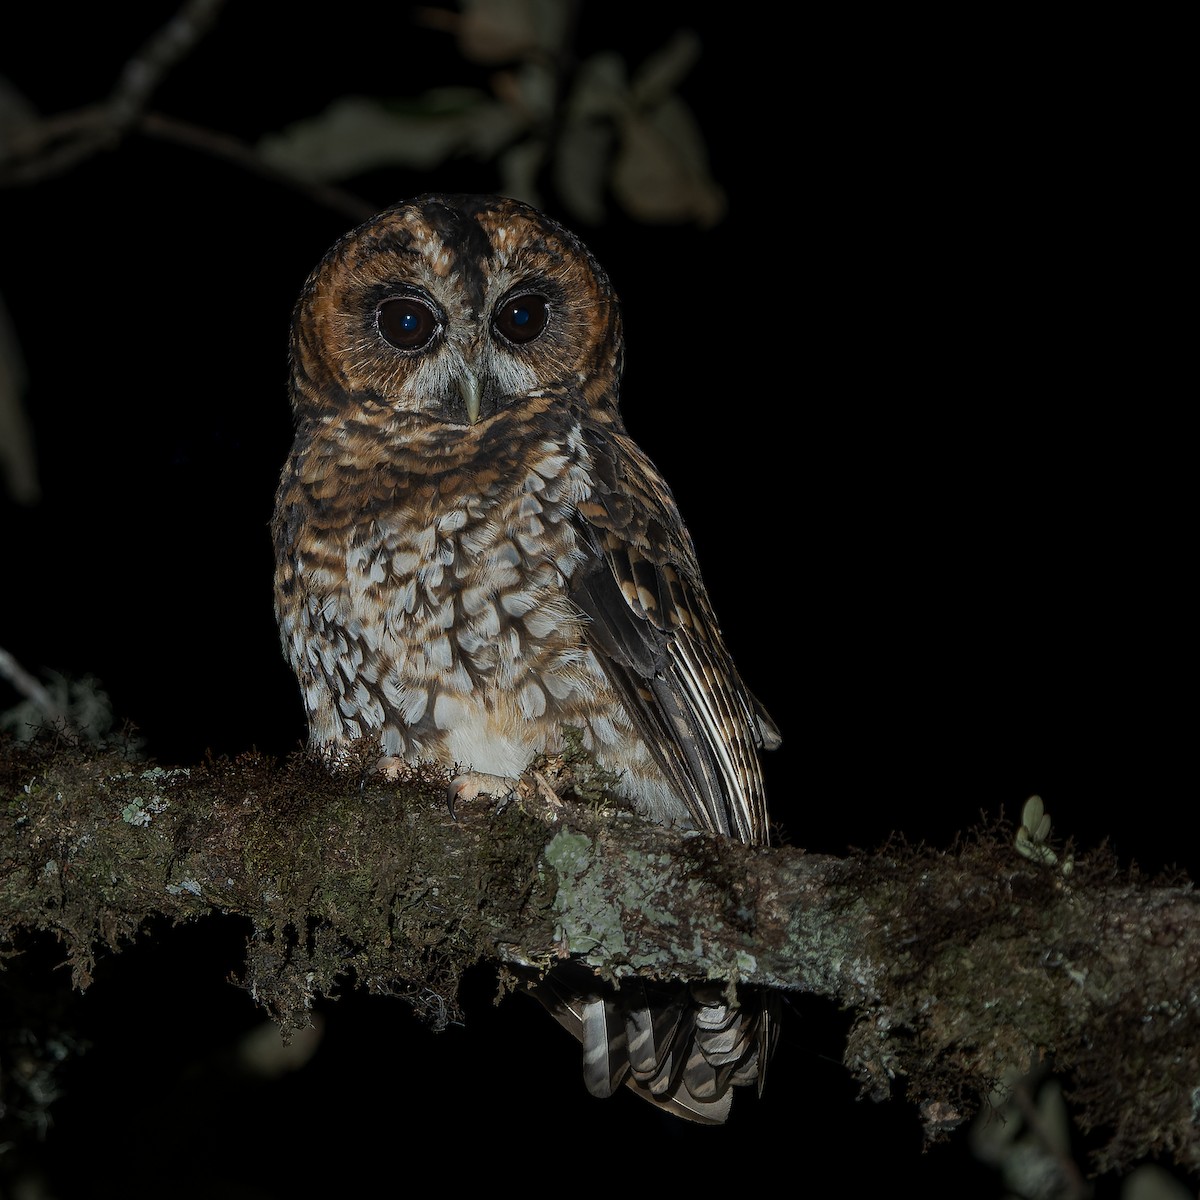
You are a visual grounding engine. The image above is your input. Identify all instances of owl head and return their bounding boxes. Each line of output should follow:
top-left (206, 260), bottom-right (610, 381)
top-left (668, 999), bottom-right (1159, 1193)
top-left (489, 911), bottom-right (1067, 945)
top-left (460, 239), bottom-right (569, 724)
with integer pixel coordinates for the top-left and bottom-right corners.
top-left (288, 194), bottom-right (625, 430)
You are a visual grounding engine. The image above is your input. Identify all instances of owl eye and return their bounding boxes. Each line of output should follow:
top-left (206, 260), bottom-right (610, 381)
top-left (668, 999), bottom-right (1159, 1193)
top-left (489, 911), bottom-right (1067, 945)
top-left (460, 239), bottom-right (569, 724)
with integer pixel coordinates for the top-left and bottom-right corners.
top-left (377, 296), bottom-right (440, 350)
top-left (494, 293), bottom-right (549, 345)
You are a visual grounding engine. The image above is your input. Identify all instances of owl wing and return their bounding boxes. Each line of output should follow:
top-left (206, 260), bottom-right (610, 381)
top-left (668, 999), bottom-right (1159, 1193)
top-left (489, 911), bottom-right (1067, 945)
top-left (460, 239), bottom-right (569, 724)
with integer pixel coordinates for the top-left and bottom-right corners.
top-left (570, 425), bottom-right (780, 844)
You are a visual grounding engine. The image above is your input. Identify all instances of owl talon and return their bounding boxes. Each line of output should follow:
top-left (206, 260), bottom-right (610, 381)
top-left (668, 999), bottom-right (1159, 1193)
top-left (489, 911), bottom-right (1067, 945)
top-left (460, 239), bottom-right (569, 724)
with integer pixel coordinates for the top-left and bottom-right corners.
top-left (447, 771), bottom-right (518, 820)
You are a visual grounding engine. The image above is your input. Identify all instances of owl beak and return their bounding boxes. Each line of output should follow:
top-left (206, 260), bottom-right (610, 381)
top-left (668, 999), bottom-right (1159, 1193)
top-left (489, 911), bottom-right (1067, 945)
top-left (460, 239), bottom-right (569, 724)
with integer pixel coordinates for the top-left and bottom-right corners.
top-left (458, 369), bottom-right (482, 425)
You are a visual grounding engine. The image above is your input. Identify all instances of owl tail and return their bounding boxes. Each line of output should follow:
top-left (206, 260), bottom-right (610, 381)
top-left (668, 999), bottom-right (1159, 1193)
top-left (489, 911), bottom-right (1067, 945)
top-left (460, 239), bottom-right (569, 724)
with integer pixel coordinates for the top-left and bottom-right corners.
top-left (529, 962), bottom-right (778, 1124)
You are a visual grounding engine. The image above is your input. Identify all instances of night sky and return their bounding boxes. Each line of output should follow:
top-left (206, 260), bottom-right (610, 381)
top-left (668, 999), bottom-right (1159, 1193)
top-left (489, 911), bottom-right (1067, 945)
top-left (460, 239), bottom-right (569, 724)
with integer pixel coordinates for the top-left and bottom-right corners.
top-left (1, 5), bottom-right (1186, 1196)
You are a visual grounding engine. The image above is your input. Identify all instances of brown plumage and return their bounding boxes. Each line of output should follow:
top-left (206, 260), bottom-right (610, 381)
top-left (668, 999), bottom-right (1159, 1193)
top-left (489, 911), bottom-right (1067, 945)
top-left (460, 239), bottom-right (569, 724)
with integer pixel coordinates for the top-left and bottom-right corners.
top-left (272, 193), bottom-right (781, 1121)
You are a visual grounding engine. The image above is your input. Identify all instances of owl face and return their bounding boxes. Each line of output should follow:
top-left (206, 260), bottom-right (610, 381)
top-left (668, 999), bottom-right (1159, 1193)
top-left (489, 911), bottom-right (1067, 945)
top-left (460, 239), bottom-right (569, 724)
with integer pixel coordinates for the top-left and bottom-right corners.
top-left (290, 194), bottom-right (624, 429)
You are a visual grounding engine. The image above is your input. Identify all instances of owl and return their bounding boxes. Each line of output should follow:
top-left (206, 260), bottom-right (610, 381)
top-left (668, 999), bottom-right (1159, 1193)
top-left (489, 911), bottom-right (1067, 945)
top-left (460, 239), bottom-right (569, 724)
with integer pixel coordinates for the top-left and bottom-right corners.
top-left (272, 193), bottom-right (782, 1122)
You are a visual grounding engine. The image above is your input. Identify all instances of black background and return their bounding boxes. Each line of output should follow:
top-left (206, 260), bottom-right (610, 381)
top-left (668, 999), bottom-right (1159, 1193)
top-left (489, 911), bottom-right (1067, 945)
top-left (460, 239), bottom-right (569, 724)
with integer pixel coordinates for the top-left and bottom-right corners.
top-left (0, 4), bottom-right (1187, 1196)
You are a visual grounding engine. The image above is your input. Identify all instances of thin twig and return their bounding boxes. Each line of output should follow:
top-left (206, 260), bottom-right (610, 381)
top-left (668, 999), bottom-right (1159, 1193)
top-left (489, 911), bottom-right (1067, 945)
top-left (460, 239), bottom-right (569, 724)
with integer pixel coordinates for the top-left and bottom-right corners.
top-left (137, 113), bottom-right (378, 222)
top-left (107, 0), bottom-right (231, 128)
top-left (0, 107), bottom-right (113, 185)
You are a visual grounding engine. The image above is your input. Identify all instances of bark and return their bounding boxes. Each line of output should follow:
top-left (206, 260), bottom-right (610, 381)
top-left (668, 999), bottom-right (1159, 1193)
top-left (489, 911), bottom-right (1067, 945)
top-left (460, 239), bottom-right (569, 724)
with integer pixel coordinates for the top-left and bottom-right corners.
top-left (0, 735), bottom-right (1197, 1177)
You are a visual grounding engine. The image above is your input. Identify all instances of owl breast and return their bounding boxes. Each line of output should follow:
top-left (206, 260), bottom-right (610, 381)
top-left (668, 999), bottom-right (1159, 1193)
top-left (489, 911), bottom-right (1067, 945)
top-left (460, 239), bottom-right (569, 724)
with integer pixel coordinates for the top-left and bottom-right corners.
top-left (274, 412), bottom-right (670, 808)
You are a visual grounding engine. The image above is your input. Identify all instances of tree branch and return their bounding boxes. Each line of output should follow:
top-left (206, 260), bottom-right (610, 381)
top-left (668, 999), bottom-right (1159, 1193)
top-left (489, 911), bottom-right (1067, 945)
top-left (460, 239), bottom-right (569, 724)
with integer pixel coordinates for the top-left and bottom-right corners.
top-left (0, 0), bottom-right (374, 221)
top-left (0, 0), bottom-right (228, 185)
top-left (0, 737), bottom-right (1196, 1178)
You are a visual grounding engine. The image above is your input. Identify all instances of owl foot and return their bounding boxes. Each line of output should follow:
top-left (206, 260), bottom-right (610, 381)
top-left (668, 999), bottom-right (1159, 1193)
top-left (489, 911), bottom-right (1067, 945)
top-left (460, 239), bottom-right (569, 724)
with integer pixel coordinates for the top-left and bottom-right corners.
top-left (447, 771), bottom-right (518, 820)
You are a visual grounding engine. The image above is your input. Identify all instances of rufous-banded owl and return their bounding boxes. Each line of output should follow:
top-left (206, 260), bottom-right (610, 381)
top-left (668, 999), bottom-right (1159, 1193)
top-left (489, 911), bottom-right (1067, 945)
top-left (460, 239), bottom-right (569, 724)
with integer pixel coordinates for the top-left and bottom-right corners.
top-left (272, 193), bottom-right (781, 1122)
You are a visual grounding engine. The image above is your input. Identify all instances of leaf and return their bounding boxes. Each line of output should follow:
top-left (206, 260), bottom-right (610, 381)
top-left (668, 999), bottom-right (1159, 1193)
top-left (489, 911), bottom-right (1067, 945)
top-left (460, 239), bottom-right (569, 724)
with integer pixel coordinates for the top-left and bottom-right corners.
top-left (1122, 1164), bottom-right (1195, 1200)
top-left (444, 0), bottom-right (568, 65)
top-left (497, 137), bottom-right (546, 210)
top-left (503, 60), bottom-right (557, 122)
top-left (553, 120), bottom-right (612, 225)
top-left (630, 30), bottom-right (702, 107)
top-left (258, 92), bottom-right (522, 180)
top-left (567, 51), bottom-right (629, 123)
top-left (612, 98), bottom-right (725, 226)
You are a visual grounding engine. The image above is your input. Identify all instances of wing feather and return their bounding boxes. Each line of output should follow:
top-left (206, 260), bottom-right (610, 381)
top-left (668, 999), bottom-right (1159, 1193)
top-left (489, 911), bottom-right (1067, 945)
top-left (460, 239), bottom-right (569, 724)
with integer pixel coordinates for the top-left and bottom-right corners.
top-left (571, 426), bottom-right (777, 843)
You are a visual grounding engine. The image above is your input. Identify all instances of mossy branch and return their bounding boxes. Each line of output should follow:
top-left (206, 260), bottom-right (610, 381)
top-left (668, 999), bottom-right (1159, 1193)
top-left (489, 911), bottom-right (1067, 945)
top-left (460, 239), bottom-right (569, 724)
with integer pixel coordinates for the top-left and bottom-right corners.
top-left (0, 736), bottom-right (1197, 1177)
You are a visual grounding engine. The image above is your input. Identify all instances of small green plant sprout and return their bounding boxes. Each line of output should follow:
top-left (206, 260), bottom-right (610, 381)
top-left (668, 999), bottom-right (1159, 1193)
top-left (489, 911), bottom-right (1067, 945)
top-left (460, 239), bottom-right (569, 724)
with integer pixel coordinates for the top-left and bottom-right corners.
top-left (1014, 794), bottom-right (1074, 876)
